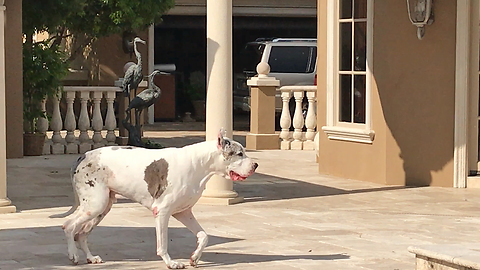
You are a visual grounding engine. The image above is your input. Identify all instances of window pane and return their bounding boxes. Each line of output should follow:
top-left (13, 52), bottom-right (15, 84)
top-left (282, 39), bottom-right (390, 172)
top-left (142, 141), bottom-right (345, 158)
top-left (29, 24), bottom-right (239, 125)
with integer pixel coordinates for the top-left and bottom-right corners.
top-left (268, 46), bottom-right (311, 73)
top-left (354, 0), bottom-right (367, 19)
top-left (340, 75), bottom-right (352, 122)
top-left (340, 0), bottom-right (353, 19)
top-left (354, 75), bottom-right (366, 123)
top-left (354, 22), bottom-right (367, 71)
top-left (339, 22), bottom-right (352, 71)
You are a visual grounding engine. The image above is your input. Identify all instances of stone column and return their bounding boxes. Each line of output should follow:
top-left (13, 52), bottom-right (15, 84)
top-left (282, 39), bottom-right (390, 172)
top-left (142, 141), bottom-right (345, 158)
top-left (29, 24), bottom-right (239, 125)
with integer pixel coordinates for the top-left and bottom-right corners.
top-left (246, 62), bottom-right (280, 150)
top-left (0, 0), bottom-right (15, 213)
top-left (200, 0), bottom-right (243, 205)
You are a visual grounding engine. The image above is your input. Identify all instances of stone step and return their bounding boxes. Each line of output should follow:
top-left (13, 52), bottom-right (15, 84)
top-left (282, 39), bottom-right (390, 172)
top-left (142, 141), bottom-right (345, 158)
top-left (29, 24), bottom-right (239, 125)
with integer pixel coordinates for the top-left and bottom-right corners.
top-left (409, 244), bottom-right (480, 270)
top-left (467, 176), bottom-right (480, 188)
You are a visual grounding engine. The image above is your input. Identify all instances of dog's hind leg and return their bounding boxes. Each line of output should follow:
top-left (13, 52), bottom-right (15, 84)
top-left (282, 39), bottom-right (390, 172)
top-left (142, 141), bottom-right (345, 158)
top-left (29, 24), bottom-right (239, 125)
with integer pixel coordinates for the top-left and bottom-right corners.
top-left (76, 191), bottom-right (116, 264)
top-left (173, 208), bottom-right (208, 267)
top-left (63, 186), bottom-right (110, 265)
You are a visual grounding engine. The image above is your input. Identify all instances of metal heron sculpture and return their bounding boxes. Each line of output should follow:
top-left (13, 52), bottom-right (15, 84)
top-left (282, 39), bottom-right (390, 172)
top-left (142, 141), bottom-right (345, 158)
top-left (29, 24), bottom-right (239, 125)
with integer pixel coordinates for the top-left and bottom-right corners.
top-left (127, 70), bottom-right (165, 126)
top-left (122, 37), bottom-right (146, 99)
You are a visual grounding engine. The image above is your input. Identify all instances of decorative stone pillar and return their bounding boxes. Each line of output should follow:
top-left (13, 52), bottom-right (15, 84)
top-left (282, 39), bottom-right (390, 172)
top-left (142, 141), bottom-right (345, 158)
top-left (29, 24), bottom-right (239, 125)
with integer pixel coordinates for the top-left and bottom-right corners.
top-left (91, 91), bottom-right (104, 149)
top-left (291, 91), bottom-right (305, 150)
top-left (37, 99), bottom-right (50, 155)
top-left (64, 91), bottom-right (78, 154)
top-left (78, 91), bottom-right (91, 153)
top-left (0, 0), bottom-right (15, 213)
top-left (50, 91), bottom-right (64, 154)
top-left (104, 90), bottom-right (117, 146)
top-left (246, 62), bottom-right (280, 150)
top-left (200, 0), bottom-right (242, 205)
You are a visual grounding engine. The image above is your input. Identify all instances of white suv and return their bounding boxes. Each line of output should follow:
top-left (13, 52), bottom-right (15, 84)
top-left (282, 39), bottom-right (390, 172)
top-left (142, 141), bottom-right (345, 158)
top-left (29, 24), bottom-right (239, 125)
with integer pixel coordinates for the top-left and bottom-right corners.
top-left (234, 38), bottom-right (317, 112)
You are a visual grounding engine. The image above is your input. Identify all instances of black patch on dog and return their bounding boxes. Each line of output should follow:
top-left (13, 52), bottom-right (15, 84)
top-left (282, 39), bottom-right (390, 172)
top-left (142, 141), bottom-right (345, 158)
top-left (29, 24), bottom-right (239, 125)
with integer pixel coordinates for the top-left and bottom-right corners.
top-left (72, 154), bottom-right (86, 175)
top-left (144, 159), bottom-right (169, 199)
top-left (86, 163), bottom-right (93, 167)
top-left (85, 180), bottom-right (95, 187)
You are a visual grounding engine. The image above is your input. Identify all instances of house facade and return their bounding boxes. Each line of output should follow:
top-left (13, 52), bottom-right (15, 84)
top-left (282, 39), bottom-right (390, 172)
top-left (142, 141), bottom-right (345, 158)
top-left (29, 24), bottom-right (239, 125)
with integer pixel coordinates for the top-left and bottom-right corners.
top-left (316, 0), bottom-right (476, 187)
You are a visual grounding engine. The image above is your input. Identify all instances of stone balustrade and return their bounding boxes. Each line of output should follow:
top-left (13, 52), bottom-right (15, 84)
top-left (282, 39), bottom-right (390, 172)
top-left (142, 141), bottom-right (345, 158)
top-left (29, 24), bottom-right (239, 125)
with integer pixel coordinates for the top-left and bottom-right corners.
top-left (39, 86), bottom-right (122, 155)
top-left (278, 85), bottom-right (317, 150)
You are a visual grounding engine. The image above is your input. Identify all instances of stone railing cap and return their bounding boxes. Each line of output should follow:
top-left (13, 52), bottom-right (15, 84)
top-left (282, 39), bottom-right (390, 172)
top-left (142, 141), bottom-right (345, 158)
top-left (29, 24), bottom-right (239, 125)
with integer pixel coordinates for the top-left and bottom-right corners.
top-left (247, 62), bottom-right (280, 87)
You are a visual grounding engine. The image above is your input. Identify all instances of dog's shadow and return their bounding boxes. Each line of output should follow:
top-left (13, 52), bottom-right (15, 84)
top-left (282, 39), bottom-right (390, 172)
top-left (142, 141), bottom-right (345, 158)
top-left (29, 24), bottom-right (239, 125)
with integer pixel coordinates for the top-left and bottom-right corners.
top-left (2, 225), bottom-right (349, 269)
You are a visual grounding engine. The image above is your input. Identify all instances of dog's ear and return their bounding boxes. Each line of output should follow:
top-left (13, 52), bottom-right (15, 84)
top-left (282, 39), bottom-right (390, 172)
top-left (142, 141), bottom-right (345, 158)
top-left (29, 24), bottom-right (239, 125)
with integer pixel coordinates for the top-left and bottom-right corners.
top-left (217, 128), bottom-right (228, 150)
top-left (217, 129), bottom-right (224, 150)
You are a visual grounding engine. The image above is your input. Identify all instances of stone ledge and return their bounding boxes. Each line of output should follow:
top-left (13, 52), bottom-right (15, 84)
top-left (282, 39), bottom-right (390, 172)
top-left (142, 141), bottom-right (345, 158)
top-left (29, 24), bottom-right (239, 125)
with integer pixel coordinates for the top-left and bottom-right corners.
top-left (409, 245), bottom-right (480, 270)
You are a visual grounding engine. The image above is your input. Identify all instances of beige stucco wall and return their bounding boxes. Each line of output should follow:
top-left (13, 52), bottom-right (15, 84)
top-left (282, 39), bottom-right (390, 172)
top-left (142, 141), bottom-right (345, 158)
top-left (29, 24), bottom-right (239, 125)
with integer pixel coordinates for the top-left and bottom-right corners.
top-left (88, 32), bottom-right (149, 86)
top-left (5, 0), bottom-right (23, 158)
top-left (317, 0), bottom-right (456, 187)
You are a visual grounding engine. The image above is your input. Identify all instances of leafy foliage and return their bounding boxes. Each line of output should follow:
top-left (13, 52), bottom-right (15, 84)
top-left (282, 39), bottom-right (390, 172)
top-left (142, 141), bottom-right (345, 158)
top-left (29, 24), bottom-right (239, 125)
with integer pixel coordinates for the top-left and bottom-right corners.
top-left (23, 0), bottom-right (175, 52)
top-left (23, 42), bottom-right (69, 133)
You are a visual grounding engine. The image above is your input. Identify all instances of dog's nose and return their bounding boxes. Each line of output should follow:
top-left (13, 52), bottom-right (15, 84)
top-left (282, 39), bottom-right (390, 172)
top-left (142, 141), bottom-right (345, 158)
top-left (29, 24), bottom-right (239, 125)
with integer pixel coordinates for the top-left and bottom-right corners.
top-left (253, 163), bottom-right (258, 170)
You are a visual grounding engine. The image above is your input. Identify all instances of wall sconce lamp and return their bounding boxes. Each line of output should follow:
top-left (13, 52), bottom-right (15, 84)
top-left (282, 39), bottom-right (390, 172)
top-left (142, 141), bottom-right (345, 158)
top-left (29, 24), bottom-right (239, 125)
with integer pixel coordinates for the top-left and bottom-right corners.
top-left (406, 0), bottom-right (434, 40)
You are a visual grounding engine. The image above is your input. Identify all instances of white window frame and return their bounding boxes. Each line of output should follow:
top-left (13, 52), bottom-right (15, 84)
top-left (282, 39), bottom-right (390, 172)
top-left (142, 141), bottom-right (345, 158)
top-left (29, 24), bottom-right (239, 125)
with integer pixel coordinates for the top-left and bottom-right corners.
top-left (322, 0), bottom-right (375, 144)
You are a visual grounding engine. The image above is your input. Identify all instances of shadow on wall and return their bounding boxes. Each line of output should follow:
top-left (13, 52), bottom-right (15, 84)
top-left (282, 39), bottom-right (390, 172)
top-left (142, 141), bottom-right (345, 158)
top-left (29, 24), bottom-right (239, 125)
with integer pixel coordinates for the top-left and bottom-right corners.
top-left (374, 0), bottom-right (455, 186)
top-left (376, 67), bottom-right (455, 186)
top-left (1, 226), bottom-right (349, 269)
top-left (206, 38), bottom-right (220, 92)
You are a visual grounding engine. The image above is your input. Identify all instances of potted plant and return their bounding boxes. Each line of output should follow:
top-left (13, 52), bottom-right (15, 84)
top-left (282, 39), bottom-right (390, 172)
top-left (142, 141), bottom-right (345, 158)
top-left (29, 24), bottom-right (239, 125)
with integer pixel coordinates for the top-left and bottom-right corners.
top-left (23, 41), bottom-right (68, 156)
top-left (185, 71), bottom-right (206, 121)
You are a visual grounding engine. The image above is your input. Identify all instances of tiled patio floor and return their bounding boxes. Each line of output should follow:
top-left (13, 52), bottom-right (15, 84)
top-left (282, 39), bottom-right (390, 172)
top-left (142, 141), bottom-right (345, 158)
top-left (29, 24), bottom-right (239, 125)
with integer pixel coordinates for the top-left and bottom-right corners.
top-left (3, 129), bottom-right (480, 269)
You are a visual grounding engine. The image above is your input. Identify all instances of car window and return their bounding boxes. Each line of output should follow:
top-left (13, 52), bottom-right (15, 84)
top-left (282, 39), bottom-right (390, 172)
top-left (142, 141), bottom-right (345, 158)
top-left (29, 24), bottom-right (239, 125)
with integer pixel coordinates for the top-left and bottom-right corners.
top-left (268, 46), bottom-right (316, 73)
top-left (236, 43), bottom-right (265, 74)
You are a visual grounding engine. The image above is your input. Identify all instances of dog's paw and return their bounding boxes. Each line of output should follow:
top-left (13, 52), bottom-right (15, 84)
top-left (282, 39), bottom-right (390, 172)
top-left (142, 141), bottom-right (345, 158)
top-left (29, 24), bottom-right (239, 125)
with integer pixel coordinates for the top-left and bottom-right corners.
top-left (68, 253), bottom-right (79, 265)
top-left (87, 255), bottom-right (103, 264)
top-left (167, 260), bottom-right (185, 269)
top-left (190, 256), bottom-right (199, 268)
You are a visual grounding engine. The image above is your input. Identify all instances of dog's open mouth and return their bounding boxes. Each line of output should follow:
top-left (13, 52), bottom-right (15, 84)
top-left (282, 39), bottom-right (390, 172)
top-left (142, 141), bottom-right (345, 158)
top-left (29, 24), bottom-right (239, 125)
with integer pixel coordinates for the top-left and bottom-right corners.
top-left (229, 171), bottom-right (248, 181)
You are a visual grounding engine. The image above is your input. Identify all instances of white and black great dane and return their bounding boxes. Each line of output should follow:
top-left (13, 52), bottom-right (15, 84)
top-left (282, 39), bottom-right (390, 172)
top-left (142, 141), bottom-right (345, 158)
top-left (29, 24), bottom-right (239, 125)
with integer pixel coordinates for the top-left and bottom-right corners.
top-left (51, 129), bottom-right (258, 269)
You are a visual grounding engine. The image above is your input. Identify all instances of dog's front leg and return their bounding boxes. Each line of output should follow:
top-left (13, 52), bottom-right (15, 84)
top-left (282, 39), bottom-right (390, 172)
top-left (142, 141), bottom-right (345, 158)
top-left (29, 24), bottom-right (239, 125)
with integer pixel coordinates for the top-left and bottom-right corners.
top-left (173, 208), bottom-right (208, 267)
top-left (155, 211), bottom-right (185, 269)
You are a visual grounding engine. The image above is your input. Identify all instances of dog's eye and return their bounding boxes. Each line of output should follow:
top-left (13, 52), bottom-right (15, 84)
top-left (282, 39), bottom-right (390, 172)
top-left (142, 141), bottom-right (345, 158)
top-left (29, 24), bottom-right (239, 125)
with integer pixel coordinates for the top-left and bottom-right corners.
top-left (237, 152), bottom-right (244, 157)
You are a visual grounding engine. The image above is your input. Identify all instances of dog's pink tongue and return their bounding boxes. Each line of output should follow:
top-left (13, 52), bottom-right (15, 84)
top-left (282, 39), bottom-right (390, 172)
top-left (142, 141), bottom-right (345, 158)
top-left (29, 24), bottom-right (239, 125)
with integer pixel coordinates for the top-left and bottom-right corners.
top-left (229, 171), bottom-right (247, 181)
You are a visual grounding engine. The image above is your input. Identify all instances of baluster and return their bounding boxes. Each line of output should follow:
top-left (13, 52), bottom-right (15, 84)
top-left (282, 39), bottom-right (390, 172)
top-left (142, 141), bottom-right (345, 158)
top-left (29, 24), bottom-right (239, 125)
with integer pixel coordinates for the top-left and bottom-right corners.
top-left (91, 91), bottom-right (104, 149)
top-left (78, 91), bottom-right (91, 153)
top-left (64, 91), bottom-right (78, 154)
top-left (36, 98), bottom-right (50, 155)
top-left (279, 90), bottom-right (292, 150)
top-left (50, 91), bottom-right (64, 154)
top-left (105, 91), bottom-right (117, 145)
top-left (303, 91), bottom-right (317, 150)
top-left (290, 90), bottom-right (305, 150)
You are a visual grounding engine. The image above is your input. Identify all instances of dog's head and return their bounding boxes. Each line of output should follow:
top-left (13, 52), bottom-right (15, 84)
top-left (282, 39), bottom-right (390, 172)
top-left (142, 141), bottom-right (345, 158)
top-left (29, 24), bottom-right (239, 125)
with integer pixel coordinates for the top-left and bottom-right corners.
top-left (216, 129), bottom-right (258, 181)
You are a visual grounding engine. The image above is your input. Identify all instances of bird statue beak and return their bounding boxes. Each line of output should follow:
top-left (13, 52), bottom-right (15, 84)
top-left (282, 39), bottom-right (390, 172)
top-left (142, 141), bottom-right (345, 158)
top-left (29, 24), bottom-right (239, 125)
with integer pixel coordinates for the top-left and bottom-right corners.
top-left (138, 38), bottom-right (146, 44)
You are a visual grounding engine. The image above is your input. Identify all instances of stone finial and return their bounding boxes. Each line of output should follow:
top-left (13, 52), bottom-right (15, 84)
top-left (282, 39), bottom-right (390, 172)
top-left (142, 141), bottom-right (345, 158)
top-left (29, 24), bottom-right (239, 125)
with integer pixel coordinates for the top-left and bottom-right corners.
top-left (256, 62), bottom-right (270, 78)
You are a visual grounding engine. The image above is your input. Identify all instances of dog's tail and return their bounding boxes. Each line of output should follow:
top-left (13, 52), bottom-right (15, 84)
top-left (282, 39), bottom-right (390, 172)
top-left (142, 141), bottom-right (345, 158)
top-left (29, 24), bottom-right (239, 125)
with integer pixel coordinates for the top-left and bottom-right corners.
top-left (49, 188), bottom-right (79, 218)
top-left (49, 202), bottom-right (78, 218)
top-left (49, 154), bottom-right (84, 218)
